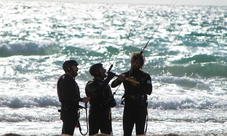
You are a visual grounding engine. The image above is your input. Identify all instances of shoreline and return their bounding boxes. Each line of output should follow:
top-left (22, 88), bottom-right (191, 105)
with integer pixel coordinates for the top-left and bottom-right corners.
top-left (1, 120), bottom-right (227, 136)
top-left (2, 133), bottom-right (185, 136)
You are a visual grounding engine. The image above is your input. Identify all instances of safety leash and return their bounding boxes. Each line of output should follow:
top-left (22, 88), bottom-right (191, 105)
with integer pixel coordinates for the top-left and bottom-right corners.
top-left (77, 103), bottom-right (88, 136)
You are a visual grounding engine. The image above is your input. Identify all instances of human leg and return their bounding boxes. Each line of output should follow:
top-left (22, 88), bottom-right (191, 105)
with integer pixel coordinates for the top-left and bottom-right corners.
top-left (61, 115), bottom-right (77, 135)
top-left (123, 102), bottom-right (135, 136)
top-left (135, 104), bottom-right (147, 135)
top-left (100, 110), bottom-right (112, 135)
top-left (89, 110), bottom-right (101, 135)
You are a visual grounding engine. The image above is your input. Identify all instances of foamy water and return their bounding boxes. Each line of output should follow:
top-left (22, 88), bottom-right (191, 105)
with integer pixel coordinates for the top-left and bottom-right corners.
top-left (0, 0), bottom-right (227, 135)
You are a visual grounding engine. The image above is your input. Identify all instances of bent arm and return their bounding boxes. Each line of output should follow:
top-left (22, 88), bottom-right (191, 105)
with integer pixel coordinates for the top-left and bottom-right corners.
top-left (140, 74), bottom-right (152, 95)
top-left (111, 73), bottom-right (125, 87)
top-left (86, 79), bottom-right (110, 97)
top-left (111, 79), bottom-right (122, 87)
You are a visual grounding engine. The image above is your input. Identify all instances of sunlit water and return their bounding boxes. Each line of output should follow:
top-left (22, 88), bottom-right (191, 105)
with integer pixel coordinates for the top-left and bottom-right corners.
top-left (0, 0), bottom-right (227, 135)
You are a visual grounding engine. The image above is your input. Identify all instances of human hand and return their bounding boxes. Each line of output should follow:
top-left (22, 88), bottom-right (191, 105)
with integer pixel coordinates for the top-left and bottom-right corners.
top-left (129, 76), bottom-right (137, 86)
top-left (118, 74), bottom-right (126, 81)
top-left (107, 71), bottom-right (115, 80)
top-left (82, 97), bottom-right (90, 103)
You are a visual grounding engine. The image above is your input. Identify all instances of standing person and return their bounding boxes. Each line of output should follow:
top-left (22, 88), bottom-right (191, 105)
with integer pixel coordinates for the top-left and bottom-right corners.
top-left (111, 52), bottom-right (153, 136)
top-left (57, 60), bottom-right (90, 136)
top-left (85, 63), bottom-right (116, 136)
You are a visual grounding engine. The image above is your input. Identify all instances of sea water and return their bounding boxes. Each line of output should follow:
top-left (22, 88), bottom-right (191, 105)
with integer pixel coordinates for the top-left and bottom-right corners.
top-left (0, 0), bottom-right (227, 135)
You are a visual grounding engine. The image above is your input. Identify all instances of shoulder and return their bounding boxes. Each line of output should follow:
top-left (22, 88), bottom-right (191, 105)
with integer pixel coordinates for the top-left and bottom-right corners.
top-left (58, 74), bottom-right (66, 82)
top-left (139, 70), bottom-right (148, 75)
top-left (86, 79), bottom-right (97, 86)
top-left (86, 79), bottom-right (94, 84)
top-left (140, 70), bottom-right (151, 78)
top-left (59, 74), bottom-right (74, 84)
top-left (59, 74), bottom-right (70, 79)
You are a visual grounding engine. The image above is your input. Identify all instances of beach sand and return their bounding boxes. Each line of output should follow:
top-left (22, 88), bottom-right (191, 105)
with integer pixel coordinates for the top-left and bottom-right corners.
top-left (2, 133), bottom-right (185, 136)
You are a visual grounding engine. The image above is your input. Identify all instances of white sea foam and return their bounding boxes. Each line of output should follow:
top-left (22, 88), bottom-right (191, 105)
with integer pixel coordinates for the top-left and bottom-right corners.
top-left (0, 0), bottom-right (227, 135)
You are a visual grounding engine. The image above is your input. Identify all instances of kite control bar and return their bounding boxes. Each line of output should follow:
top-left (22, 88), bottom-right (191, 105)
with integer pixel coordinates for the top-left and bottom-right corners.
top-left (114, 74), bottom-right (140, 85)
top-left (107, 64), bottom-right (140, 85)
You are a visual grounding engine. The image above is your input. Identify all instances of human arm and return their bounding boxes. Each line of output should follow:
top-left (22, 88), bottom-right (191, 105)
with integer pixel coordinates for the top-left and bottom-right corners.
top-left (86, 72), bottom-right (115, 96)
top-left (58, 76), bottom-right (78, 102)
top-left (111, 74), bottom-right (126, 87)
top-left (57, 75), bottom-right (85, 109)
top-left (139, 74), bottom-right (152, 95)
top-left (81, 97), bottom-right (90, 103)
top-left (123, 72), bottom-right (152, 95)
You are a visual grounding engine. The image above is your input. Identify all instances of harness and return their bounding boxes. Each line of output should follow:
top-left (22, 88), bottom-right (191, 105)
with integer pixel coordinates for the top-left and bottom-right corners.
top-left (121, 94), bottom-right (148, 134)
top-left (124, 94), bottom-right (147, 100)
top-left (58, 103), bottom-right (88, 136)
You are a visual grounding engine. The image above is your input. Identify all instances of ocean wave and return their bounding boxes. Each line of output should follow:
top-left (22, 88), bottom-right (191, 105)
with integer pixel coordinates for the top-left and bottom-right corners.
top-left (151, 63), bottom-right (227, 78)
top-left (0, 41), bottom-right (61, 57)
top-left (1, 88), bottom-right (226, 110)
top-left (0, 94), bottom-right (60, 108)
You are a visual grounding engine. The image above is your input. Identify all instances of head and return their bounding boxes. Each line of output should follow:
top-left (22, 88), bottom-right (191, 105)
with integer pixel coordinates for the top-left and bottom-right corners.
top-left (130, 52), bottom-right (145, 69)
top-left (89, 63), bottom-right (106, 79)
top-left (62, 60), bottom-right (79, 77)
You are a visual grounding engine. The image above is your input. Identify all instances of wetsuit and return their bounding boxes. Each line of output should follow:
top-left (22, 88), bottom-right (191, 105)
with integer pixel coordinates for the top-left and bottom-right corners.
top-left (85, 78), bottom-right (116, 135)
top-left (111, 69), bottom-right (152, 136)
top-left (57, 74), bottom-right (83, 135)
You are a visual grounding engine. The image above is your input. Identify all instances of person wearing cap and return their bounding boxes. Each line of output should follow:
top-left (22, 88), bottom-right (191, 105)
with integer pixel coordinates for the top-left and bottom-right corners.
top-left (57, 60), bottom-right (90, 136)
top-left (85, 63), bottom-right (116, 136)
top-left (111, 52), bottom-right (152, 136)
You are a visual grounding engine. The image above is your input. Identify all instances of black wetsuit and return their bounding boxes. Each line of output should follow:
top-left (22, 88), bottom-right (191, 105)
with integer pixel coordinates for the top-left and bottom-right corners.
top-left (111, 69), bottom-right (152, 136)
top-left (57, 74), bottom-right (83, 135)
top-left (85, 78), bottom-right (116, 135)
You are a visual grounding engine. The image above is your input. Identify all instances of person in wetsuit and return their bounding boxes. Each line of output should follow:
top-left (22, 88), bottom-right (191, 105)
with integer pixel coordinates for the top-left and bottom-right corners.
top-left (57, 60), bottom-right (90, 136)
top-left (85, 63), bottom-right (116, 136)
top-left (111, 52), bottom-right (152, 136)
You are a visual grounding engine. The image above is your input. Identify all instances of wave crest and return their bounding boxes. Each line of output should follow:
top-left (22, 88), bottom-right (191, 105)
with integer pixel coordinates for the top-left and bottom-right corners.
top-left (0, 41), bottom-right (60, 57)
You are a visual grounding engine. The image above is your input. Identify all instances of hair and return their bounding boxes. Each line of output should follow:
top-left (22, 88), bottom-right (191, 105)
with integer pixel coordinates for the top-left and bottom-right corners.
top-left (62, 60), bottom-right (78, 72)
top-left (89, 63), bottom-right (103, 77)
top-left (130, 52), bottom-right (145, 69)
top-left (62, 60), bottom-right (78, 77)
